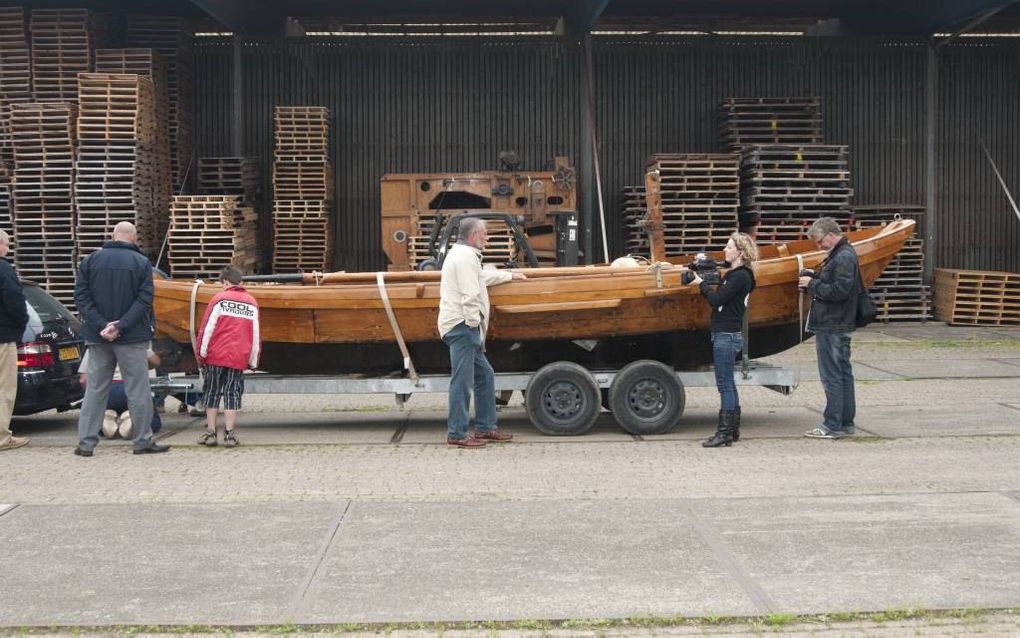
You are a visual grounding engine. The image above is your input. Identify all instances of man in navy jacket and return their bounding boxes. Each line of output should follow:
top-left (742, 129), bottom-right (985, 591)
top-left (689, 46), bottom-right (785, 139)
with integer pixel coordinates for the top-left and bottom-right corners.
top-left (0, 230), bottom-right (29, 452)
top-left (74, 222), bottom-right (168, 456)
top-left (798, 217), bottom-right (861, 439)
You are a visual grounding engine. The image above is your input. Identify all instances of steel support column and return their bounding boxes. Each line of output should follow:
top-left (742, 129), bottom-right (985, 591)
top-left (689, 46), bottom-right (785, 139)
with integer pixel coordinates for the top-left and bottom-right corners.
top-left (231, 36), bottom-right (243, 157)
top-left (924, 43), bottom-right (938, 283)
top-left (575, 35), bottom-right (594, 263)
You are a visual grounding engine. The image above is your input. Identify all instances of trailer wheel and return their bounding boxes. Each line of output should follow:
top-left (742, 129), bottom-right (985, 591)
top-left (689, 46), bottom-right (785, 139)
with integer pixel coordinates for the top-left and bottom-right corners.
top-left (609, 360), bottom-right (685, 435)
top-left (525, 362), bottom-right (600, 436)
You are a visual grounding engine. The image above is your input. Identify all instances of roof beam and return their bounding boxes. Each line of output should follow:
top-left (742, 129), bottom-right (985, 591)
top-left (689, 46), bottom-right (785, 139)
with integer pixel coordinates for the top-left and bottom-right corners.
top-left (922, 0), bottom-right (1019, 33)
top-left (564, 0), bottom-right (611, 36)
top-left (187, 0), bottom-right (289, 35)
top-left (835, 0), bottom-right (1019, 35)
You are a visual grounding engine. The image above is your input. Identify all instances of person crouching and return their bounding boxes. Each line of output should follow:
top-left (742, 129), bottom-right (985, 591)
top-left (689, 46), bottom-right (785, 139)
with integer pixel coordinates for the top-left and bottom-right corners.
top-left (195, 266), bottom-right (261, 447)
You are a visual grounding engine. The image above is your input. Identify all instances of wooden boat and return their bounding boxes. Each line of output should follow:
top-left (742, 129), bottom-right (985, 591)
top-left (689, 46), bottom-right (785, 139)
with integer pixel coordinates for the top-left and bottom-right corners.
top-left (153, 219), bottom-right (915, 375)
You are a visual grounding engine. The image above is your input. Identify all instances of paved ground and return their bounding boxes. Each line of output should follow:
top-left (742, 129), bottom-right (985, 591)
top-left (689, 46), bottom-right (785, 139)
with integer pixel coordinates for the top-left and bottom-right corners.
top-left (1, 323), bottom-right (1018, 635)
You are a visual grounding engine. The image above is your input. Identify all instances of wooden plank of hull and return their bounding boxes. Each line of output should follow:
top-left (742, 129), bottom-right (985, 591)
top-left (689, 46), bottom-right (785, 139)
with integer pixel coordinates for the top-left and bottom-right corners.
top-left (153, 221), bottom-right (914, 371)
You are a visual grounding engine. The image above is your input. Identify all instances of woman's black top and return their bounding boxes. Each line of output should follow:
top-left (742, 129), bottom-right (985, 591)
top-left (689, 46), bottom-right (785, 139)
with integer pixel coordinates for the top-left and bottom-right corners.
top-left (698, 266), bottom-right (756, 333)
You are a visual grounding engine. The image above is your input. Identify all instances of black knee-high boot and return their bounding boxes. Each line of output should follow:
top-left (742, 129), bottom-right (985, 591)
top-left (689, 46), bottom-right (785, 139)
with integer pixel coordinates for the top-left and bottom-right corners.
top-left (703, 409), bottom-right (735, 448)
top-left (731, 406), bottom-right (741, 442)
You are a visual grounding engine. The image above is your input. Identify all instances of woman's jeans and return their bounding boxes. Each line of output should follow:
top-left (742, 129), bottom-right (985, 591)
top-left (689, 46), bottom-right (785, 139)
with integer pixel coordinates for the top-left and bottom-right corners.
top-left (443, 322), bottom-right (498, 440)
top-left (712, 331), bottom-right (743, 410)
top-left (815, 330), bottom-right (856, 432)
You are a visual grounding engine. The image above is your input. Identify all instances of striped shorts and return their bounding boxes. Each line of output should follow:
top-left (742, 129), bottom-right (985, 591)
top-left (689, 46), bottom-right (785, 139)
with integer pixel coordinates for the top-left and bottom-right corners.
top-left (202, 364), bottom-right (245, 410)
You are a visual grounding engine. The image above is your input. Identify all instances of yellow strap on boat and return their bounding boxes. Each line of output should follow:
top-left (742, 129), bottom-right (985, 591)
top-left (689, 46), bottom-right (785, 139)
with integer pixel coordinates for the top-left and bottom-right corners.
top-left (376, 271), bottom-right (419, 384)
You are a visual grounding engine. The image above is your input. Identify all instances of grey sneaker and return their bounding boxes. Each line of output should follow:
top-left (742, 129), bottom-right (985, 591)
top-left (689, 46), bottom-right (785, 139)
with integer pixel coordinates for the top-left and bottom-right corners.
top-left (223, 430), bottom-right (239, 448)
top-left (198, 429), bottom-right (217, 446)
top-left (804, 427), bottom-right (842, 440)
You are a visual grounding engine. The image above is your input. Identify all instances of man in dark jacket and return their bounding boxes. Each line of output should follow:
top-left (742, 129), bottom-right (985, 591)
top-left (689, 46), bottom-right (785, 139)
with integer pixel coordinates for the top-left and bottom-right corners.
top-left (798, 217), bottom-right (860, 439)
top-left (0, 230), bottom-right (29, 452)
top-left (74, 222), bottom-right (168, 456)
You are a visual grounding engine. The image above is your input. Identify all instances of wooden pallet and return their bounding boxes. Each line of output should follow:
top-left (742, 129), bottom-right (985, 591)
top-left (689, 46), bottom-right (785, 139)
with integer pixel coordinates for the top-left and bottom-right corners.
top-left (167, 195), bottom-right (257, 278)
top-left (719, 97), bottom-right (824, 152)
top-left (934, 268), bottom-right (1020, 326)
top-left (95, 48), bottom-right (172, 240)
top-left (272, 216), bottom-right (332, 272)
top-left (29, 8), bottom-right (102, 104)
top-left (272, 105), bottom-right (333, 271)
top-left (198, 156), bottom-right (260, 203)
top-left (644, 154), bottom-right (739, 255)
top-left (9, 102), bottom-right (76, 278)
top-left (124, 16), bottom-right (193, 191)
top-left (0, 7), bottom-right (32, 166)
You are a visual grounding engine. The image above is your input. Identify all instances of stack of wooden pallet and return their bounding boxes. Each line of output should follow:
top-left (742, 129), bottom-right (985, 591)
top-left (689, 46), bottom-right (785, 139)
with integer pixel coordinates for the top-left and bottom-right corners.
top-left (95, 49), bottom-right (172, 247)
top-left (167, 195), bottom-right (257, 279)
top-left (199, 157), bottom-right (260, 204)
top-left (620, 186), bottom-right (649, 257)
top-left (853, 205), bottom-right (930, 322)
top-left (9, 102), bottom-right (77, 306)
top-left (29, 8), bottom-right (101, 103)
top-left (75, 73), bottom-right (157, 259)
top-left (125, 16), bottom-right (193, 191)
top-left (934, 268), bottom-right (1020, 326)
top-left (272, 106), bottom-right (333, 271)
top-left (740, 144), bottom-right (853, 242)
top-left (0, 7), bottom-right (31, 170)
top-left (644, 153), bottom-right (740, 256)
top-left (719, 97), bottom-right (823, 152)
top-left (0, 181), bottom-right (13, 259)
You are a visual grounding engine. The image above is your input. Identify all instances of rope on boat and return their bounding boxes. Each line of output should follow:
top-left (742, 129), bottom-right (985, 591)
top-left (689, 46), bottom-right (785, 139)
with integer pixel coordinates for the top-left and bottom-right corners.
top-left (796, 254), bottom-right (806, 344)
top-left (189, 279), bottom-right (205, 390)
top-left (375, 272), bottom-right (420, 384)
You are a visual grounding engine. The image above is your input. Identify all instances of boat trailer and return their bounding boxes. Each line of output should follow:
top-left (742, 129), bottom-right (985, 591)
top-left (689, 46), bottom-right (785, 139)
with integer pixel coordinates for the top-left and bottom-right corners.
top-left (165, 360), bottom-right (797, 436)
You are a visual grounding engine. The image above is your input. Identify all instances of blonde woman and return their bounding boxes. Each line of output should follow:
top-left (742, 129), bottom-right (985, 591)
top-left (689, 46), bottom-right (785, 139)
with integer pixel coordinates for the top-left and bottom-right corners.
top-left (689, 232), bottom-right (758, 447)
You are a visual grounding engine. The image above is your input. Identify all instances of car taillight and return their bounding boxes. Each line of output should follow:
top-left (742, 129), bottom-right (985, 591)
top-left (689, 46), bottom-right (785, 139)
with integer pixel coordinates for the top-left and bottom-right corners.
top-left (17, 342), bottom-right (54, 368)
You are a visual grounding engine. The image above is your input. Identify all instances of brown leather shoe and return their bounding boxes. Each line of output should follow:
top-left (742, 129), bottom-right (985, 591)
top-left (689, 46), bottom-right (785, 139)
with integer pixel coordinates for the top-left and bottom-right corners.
top-left (474, 429), bottom-right (513, 441)
top-left (447, 436), bottom-right (486, 448)
top-left (0, 436), bottom-right (29, 451)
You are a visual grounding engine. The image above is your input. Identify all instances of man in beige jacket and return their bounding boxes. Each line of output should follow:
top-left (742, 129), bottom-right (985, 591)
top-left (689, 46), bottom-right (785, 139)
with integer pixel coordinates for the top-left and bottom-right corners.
top-left (438, 217), bottom-right (526, 448)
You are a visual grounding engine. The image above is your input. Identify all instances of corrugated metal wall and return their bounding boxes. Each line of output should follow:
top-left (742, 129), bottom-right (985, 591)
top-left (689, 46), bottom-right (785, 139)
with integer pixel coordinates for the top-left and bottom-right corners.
top-left (193, 35), bottom-right (1020, 274)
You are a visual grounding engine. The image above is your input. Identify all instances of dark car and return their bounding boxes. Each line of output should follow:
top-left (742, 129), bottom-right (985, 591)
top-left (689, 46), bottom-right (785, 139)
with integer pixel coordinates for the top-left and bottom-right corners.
top-left (14, 281), bottom-right (85, 415)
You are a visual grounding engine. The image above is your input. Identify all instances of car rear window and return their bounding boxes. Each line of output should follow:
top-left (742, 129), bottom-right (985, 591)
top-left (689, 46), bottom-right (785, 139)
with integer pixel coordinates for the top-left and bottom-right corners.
top-left (23, 286), bottom-right (76, 323)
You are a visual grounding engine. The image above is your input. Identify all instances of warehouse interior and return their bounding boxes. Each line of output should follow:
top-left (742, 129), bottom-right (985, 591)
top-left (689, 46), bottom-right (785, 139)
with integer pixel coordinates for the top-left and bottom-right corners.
top-left (0, 0), bottom-right (1018, 325)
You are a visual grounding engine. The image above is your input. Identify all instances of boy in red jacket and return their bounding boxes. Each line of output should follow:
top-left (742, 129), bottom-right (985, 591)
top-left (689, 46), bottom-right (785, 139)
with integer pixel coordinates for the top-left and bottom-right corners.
top-left (195, 266), bottom-right (260, 447)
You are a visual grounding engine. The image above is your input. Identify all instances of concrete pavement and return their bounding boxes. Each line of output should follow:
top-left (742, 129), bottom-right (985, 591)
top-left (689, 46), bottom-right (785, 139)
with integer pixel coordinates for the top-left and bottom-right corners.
top-left (1, 323), bottom-right (1019, 633)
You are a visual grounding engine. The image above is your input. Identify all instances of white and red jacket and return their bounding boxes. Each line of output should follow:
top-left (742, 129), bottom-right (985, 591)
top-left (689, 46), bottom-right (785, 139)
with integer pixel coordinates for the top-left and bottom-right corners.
top-left (196, 285), bottom-right (261, 370)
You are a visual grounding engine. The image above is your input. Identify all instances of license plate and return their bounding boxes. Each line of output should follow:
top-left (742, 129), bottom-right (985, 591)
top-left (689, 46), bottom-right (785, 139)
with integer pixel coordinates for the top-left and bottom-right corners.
top-left (59, 345), bottom-right (80, 361)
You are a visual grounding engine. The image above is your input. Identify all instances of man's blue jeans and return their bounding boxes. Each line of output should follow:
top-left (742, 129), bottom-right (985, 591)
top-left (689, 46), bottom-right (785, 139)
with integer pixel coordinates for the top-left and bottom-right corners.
top-left (443, 322), bottom-right (497, 440)
top-left (815, 330), bottom-right (855, 432)
top-left (712, 331), bottom-right (742, 410)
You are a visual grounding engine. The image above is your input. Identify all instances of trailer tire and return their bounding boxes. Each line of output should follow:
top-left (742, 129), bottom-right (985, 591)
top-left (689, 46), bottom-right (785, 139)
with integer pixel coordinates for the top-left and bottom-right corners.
top-left (525, 362), bottom-right (600, 436)
top-left (609, 360), bottom-right (684, 435)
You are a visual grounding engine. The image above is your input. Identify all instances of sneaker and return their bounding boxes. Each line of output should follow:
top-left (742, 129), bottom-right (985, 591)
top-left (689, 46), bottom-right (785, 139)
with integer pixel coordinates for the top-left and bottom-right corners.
top-left (842, 426), bottom-right (856, 436)
top-left (0, 436), bottom-right (29, 451)
top-left (117, 415), bottom-right (133, 440)
top-left (804, 427), bottom-right (842, 440)
top-left (223, 430), bottom-right (239, 448)
top-left (198, 429), bottom-right (217, 446)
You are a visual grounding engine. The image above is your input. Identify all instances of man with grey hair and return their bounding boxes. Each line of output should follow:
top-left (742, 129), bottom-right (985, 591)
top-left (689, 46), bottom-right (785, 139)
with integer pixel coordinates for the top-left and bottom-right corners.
top-left (798, 217), bottom-right (860, 439)
top-left (0, 229), bottom-right (29, 451)
top-left (438, 216), bottom-right (526, 448)
top-left (74, 222), bottom-right (168, 456)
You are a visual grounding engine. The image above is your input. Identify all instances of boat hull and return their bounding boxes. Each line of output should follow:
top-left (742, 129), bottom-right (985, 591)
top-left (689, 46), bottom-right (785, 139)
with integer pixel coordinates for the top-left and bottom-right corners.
top-left (153, 220), bottom-right (914, 375)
